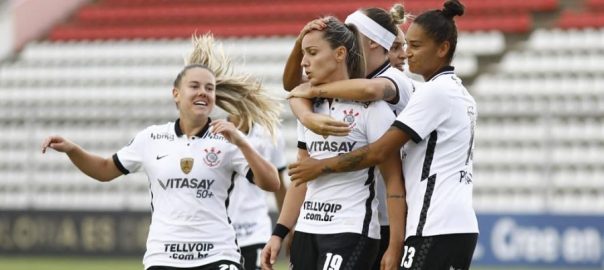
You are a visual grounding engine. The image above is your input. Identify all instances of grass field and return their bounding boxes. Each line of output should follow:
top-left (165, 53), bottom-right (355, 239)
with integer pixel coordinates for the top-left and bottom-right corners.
top-left (0, 257), bottom-right (288, 270)
top-left (0, 257), bottom-right (598, 270)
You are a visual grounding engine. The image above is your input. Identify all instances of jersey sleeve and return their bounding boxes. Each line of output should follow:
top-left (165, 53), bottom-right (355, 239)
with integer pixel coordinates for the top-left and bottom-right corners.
top-left (296, 120), bottom-right (307, 150)
top-left (230, 132), bottom-right (253, 182)
top-left (365, 101), bottom-right (396, 143)
top-left (393, 85), bottom-right (450, 143)
top-left (377, 69), bottom-right (415, 113)
top-left (113, 127), bottom-right (149, 175)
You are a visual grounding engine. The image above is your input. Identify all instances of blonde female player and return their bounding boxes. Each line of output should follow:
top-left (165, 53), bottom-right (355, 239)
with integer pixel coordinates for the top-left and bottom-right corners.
top-left (42, 56), bottom-right (282, 269)
top-left (185, 34), bottom-right (288, 270)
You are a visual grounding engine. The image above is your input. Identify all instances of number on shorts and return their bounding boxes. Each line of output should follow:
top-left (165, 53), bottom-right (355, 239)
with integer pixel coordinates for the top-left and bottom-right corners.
top-left (400, 246), bottom-right (416, 269)
top-left (322, 252), bottom-right (343, 270)
top-left (219, 264), bottom-right (238, 270)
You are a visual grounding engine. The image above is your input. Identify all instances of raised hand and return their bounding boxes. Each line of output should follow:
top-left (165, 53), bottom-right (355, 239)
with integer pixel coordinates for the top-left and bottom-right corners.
top-left (209, 119), bottom-right (246, 146)
top-left (41, 135), bottom-right (76, 154)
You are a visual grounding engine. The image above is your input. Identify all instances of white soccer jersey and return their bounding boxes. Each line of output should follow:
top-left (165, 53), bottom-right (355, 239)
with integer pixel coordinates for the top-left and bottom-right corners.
top-left (369, 62), bottom-right (417, 226)
top-left (392, 67), bottom-right (479, 239)
top-left (296, 98), bottom-right (395, 239)
top-left (228, 124), bottom-right (287, 247)
top-left (113, 119), bottom-right (248, 269)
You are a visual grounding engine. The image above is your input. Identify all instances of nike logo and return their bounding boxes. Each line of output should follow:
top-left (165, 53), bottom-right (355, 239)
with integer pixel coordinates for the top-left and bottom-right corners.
top-left (156, 154), bottom-right (168, 160)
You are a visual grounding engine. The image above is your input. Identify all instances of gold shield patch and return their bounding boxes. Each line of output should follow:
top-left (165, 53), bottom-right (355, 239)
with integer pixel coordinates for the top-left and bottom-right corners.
top-left (180, 158), bottom-right (194, 174)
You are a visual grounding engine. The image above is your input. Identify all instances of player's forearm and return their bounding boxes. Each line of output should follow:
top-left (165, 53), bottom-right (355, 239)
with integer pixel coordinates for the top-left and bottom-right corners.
top-left (65, 146), bottom-right (120, 182)
top-left (380, 153), bottom-right (406, 249)
top-left (288, 97), bottom-right (315, 125)
top-left (283, 39), bottom-right (304, 91)
top-left (276, 182), bottom-right (306, 229)
top-left (386, 192), bottom-right (406, 250)
top-left (388, 198), bottom-right (407, 250)
top-left (239, 142), bottom-right (280, 192)
top-left (318, 144), bottom-right (385, 174)
top-left (319, 128), bottom-right (409, 174)
top-left (275, 172), bottom-right (287, 211)
top-left (311, 79), bottom-right (386, 102)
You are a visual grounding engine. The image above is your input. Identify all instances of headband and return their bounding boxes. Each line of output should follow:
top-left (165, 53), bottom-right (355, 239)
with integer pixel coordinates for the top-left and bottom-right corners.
top-left (345, 10), bottom-right (396, 50)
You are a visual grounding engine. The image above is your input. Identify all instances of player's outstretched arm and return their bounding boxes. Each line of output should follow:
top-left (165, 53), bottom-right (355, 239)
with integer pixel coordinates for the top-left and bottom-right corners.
top-left (289, 78), bottom-right (398, 103)
top-left (41, 135), bottom-right (122, 182)
top-left (289, 127), bottom-right (410, 185)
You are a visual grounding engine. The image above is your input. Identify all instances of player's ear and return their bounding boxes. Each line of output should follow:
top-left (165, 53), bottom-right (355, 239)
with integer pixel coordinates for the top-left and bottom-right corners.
top-left (172, 87), bottom-right (180, 108)
top-left (437, 40), bottom-right (450, 59)
top-left (335, 46), bottom-right (347, 63)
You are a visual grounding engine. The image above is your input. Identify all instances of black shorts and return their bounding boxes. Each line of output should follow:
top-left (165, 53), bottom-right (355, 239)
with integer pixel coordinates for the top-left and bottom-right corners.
top-left (147, 260), bottom-right (242, 270)
top-left (289, 231), bottom-right (379, 270)
top-left (399, 233), bottom-right (478, 270)
top-left (240, 243), bottom-right (264, 270)
top-left (371, 225), bottom-right (390, 270)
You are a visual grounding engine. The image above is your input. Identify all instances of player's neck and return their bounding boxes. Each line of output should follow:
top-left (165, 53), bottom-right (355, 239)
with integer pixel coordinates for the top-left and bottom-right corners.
top-left (179, 117), bottom-right (209, 137)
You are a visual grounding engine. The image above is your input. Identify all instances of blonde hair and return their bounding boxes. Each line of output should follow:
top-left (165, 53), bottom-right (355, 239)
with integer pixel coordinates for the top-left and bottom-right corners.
top-left (185, 34), bottom-right (282, 139)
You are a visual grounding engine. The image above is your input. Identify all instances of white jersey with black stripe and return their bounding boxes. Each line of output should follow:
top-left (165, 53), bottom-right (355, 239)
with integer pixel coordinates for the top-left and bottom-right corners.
top-left (113, 119), bottom-right (247, 269)
top-left (392, 67), bottom-right (479, 239)
top-left (370, 63), bottom-right (418, 226)
top-left (228, 124), bottom-right (287, 247)
top-left (296, 98), bottom-right (395, 239)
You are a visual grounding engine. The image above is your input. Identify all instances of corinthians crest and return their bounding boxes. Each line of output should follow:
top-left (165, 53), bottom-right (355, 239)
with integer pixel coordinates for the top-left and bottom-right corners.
top-left (180, 158), bottom-right (194, 174)
top-left (342, 108), bottom-right (360, 128)
top-left (203, 147), bottom-right (222, 167)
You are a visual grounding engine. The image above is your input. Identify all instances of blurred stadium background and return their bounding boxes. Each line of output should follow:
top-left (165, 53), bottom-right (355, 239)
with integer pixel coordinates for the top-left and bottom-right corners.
top-left (0, 0), bottom-right (603, 269)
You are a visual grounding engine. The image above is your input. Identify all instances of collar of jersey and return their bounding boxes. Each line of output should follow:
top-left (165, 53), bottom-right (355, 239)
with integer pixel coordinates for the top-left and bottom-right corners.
top-left (366, 60), bottom-right (391, 79)
top-left (427, 65), bottom-right (455, 82)
top-left (174, 118), bottom-right (212, 138)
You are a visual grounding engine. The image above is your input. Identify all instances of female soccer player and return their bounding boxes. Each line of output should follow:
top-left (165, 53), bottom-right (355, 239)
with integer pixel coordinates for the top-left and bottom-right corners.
top-left (284, 5), bottom-right (414, 269)
top-left (288, 1), bottom-right (479, 269)
top-left (389, 26), bottom-right (407, 72)
top-left (261, 16), bottom-right (405, 270)
top-left (41, 62), bottom-right (281, 270)
top-left (185, 35), bottom-right (287, 270)
top-left (284, 4), bottom-right (416, 136)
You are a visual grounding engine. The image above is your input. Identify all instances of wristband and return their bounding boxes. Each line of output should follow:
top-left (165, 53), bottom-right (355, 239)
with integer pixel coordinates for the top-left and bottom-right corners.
top-left (272, 223), bottom-right (290, 239)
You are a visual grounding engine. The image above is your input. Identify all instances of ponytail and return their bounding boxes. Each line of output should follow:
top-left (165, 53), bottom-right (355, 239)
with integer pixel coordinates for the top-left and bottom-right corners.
top-left (185, 34), bottom-right (282, 139)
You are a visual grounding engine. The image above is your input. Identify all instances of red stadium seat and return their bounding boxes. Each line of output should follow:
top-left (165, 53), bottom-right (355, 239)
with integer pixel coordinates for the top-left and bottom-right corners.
top-left (587, 0), bottom-right (604, 10)
top-left (557, 11), bottom-right (604, 29)
top-left (48, 0), bottom-right (549, 41)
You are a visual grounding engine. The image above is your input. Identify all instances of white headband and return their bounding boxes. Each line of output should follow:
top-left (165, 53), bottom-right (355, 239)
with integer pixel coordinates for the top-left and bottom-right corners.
top-left (345, 10), bottom-right (396, 50)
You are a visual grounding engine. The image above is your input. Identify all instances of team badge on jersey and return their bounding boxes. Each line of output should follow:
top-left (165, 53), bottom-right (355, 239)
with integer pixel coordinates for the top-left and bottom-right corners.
top-left (180, 157), bottom-right (194, 174)
top-left (342, 109), bottom-right (360, 128)
top-left (203, 147), bottom-right (222, 167)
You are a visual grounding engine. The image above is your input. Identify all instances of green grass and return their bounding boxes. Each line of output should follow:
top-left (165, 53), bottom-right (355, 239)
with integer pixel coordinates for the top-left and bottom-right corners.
top-left (0, 257), bottom-right (598, 270)
top-left (0, 257), bottom-right (289, 270)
